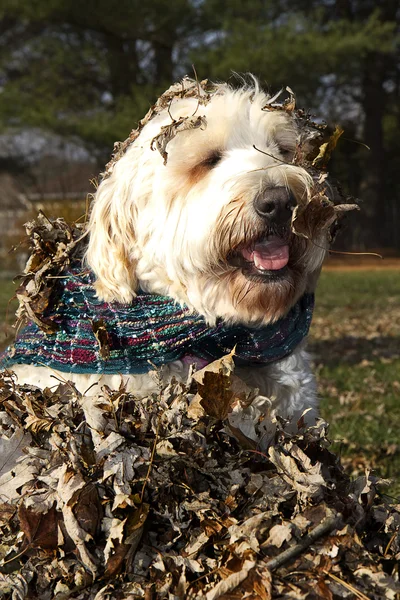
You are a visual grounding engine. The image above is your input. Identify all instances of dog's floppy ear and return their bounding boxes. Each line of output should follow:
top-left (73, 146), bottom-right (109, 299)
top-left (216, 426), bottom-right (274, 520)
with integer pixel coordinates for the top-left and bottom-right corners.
top-left (86, 165), bottom-right (139, 304)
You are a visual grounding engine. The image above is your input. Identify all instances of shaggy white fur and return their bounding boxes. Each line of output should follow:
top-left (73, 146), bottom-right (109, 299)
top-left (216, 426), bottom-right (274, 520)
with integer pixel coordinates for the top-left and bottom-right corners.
top-left (8, 77), bottom-right (327, 428)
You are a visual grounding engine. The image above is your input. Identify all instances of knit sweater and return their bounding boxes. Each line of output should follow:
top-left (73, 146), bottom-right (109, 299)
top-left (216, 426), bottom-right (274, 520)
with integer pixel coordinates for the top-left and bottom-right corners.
top-left (2, 266), bottom-right (314, 375)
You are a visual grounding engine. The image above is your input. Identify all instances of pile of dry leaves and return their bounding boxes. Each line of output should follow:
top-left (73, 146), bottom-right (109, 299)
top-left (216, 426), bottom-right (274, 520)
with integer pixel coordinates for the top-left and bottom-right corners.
top-left (0, 352), bottom-right (400, 600)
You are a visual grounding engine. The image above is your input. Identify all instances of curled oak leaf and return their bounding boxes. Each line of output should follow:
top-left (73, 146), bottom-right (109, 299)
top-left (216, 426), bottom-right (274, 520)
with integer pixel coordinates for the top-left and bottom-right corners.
top-left (15, 282), bottom-right (58, 334)
top-left (24, 413), bottom-right (53, 434)
top-left (268, 445), bottom-right (325, 499)
top-left (292, 195), bottom-right (359, 241)
top-left (151, 115), bottom-right (207, 164)
top-left (291, 195), bottom-right (336, 240)
top-left (312, 126), bottom-right (344, 169)
top-left (103, 77), bottom-right (213, 178)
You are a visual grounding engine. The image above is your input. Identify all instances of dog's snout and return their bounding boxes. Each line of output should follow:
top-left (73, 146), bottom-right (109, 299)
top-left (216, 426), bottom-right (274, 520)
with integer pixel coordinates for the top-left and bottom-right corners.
top-left (254, 187), bottom-right (296, 224)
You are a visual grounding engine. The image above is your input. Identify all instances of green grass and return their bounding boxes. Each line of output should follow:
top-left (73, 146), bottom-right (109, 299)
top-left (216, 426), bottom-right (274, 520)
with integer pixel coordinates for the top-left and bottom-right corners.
top-left (311, 270), bottom-right (400, 497)
top-left (315, 270), bottom-right (400, 311)
top-left (0, 279), bottom-right (17, 350)
top-left (1, 269), bottom-right (399, 495)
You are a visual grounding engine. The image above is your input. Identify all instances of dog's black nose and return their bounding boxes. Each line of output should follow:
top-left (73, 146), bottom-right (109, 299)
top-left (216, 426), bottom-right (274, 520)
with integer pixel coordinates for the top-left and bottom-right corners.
top-left (254, 187), bottom-right (296, 225)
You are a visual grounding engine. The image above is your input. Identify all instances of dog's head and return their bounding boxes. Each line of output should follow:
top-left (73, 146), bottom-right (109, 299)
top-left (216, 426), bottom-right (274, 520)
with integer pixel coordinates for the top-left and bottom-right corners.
top-left (86, 78), bottom-right (327, 325)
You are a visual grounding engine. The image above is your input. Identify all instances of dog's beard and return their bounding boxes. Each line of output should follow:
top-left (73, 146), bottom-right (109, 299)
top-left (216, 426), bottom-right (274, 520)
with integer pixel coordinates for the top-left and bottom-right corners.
top-left (224, 234), bottom-right (311, 324)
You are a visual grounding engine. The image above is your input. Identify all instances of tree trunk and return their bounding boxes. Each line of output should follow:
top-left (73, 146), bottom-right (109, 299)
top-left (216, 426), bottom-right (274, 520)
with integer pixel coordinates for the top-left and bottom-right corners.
top-left (359, 52), bottom-right (388, 248)
top-left (153, 39), bottom-right (174, 85)
top-left (104, 34), bottom-right (139, 99)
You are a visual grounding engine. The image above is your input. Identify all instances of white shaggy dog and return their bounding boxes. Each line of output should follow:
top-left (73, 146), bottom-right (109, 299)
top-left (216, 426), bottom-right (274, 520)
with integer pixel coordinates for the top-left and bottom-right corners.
top-left (8, 77), bottom-right (328, 428)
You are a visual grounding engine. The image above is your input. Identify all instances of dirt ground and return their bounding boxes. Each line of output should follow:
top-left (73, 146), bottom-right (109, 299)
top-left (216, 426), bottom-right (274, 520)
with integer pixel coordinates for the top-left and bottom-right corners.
top-left (323, 256), bottom-right (400, 271)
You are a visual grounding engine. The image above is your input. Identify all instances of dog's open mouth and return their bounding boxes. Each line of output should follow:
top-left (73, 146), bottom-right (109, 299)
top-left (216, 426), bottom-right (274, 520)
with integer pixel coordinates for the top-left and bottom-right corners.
top-left (241, 236), bottom-right (289, 271)
top-left (229, 235), bottom-right (290, 279)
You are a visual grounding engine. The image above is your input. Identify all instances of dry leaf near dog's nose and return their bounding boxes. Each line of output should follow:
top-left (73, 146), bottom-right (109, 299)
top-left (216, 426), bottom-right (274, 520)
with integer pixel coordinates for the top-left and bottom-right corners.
top-left (292, 194), bottom-right (359, 240)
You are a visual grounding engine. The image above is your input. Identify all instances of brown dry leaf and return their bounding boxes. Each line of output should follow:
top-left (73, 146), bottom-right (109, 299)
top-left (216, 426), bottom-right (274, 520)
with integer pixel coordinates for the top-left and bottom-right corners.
top-left (284, 86), bottom-right (296, 112)
top-left (151, 115), bottom-right (207, 164)
top-left (0, 429), bottom-right (36, 502)
top-left (226, 423), bottom-right (258, 449)
top-left (124, 502), bottom-right (149, 551)
top-left (18, 503), bottom-right (58, 550)
top-left (92, 319), bottom-right (111, 360)
top-left (104, 503), bottom-right (149, 578)
top-left (15, 280), bottom-right (57, 333)
top-left (316, 578), bottom-right (334, 600)
top-left (253, 566), bottom-right (272, 600)
top-left (104, 539), bottom-right (130, 579)
top-left (292, 194), bottom-right (336, 239)
top-left (353, 568), bottom-right (400, 597)
top-left (292, 192), bottom-right (359, 242)
top-left (11, 212), bottom-right (87, 333)
top-left (268, 444), bottom-right (325, 499)
top-left (262, 86), bottom-right (295, 113)
top-left (262, 522), bottom-right (293, 549)
top-left (24, 412), bottom-right (53, 433)
top-left (312, 126), bottom-right (344, 169)
top-left (73, 483), bottom-right (101, 538)
top-left (103, 77), bottom-right (213, 177)
top-left (0, 429), bottom-right (31, 476)
top-left (0, 503), bottom-right (15, 527)
top-left (204, 558), bottom-right (257, 600)
top-left (228, 512), bottom-right (271, 552)
top-left (193, 351), bottom-right (236, 420)
top-left (0, 573), bottom-right (31, 599)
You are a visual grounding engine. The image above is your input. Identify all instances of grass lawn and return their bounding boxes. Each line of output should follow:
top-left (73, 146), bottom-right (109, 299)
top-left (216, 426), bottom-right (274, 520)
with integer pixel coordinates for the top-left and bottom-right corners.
top-left (311, 269), bottom-right (400, 497)
top-left (0, 279), bottom-right (17, 350)
top-left (1, 269), bottom-right (399, 495)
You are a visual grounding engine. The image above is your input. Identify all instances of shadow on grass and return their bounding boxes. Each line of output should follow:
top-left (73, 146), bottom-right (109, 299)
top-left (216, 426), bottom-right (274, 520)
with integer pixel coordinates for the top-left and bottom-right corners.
top-left (310, 336), bottom-right (400, 367)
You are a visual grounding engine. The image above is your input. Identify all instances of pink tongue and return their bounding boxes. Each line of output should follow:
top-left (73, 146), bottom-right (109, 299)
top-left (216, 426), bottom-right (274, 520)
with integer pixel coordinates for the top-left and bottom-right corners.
top-left (242, 238), bottom-right (289, 271)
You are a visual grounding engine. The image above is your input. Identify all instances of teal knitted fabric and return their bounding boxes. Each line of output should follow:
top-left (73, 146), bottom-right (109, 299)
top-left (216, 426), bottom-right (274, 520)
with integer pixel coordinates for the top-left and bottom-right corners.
top-left (1, 265), bottom-right (314, 374)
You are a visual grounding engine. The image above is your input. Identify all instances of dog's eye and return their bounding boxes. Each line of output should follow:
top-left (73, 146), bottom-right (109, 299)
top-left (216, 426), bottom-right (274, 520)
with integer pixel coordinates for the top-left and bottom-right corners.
top-left (201, 151), bottom-right (223, 168)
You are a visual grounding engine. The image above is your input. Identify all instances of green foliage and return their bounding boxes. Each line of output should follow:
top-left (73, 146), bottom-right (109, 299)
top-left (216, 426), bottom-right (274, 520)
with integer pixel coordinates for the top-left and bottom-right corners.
top-left (0, 0), bottom-right (200, 157)
top-left (0, 2), bottom-right (397, 140)
top-left (193, 10), bottom-right (397, 105)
